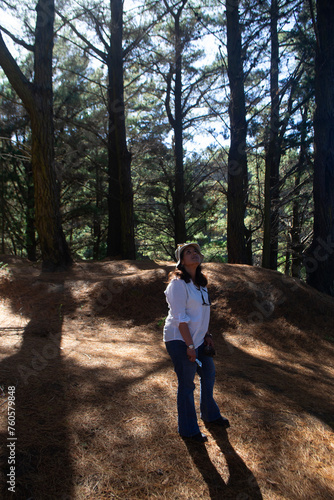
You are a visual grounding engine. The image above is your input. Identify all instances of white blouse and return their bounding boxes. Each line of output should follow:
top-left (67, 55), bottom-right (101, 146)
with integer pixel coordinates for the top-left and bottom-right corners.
top-left (163, 278), bottom-right (210, 348)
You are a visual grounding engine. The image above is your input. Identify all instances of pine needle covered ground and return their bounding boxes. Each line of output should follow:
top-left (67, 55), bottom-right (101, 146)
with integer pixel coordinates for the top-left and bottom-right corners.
top-left (0, 256), bottom-right (333, 499)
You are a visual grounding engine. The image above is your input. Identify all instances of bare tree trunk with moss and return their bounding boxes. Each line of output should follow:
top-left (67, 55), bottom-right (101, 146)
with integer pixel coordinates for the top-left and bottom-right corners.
top-left (262, 0), bottom-right (280, 270)
top-left (289, 107), bottom-right (309, 278)
top-left (164, 0), bottom-right (187, 246)
top-left (106, 0), bottom-right (135, 259)
top-left (226, 0), bottom-right (251, 264)
top-left (0, 0), bottom-right (72, 271)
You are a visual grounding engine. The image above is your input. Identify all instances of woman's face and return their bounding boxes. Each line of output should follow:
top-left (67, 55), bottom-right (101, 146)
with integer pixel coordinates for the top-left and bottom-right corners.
top-left (181, 246), bottom-right (201, 268)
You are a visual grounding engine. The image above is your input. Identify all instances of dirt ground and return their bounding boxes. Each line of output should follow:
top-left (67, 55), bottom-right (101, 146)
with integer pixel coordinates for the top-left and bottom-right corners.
top-left (0, 256), bottom-right (333, 499)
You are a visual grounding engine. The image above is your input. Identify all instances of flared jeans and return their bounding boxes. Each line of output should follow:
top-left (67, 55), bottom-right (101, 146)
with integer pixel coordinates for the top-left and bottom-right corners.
top-left (165, 340), bottom-right (221, 437)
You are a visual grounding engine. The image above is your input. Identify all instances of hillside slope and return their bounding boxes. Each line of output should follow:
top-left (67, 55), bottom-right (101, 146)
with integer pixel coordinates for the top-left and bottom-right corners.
top-left (0, 257), bottom-right (333, 499)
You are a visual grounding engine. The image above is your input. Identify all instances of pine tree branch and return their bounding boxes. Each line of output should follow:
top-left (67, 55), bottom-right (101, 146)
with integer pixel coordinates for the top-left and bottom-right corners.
top-left (0, 31), bottom-right (35, 113)
top-left (55, 9), bottom-right (106, 62)
top-left (0, 25), bottom-right (34, 52)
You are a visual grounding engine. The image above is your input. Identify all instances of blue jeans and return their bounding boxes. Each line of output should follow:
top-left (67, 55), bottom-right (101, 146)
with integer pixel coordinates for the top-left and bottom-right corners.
top-left (165, 340), bottom-right (221, 437)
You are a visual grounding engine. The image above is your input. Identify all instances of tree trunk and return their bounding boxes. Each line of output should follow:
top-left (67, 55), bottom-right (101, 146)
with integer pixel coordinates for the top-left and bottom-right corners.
top-left (106, 0), bottom-right (136, 259)
top-left (306, 0), bottom-right (334, 296)
top-left (226, 0), bottom-right (251, 264)
top-left (290, 107), bottom-right (308, 278)
top-left (0, 0), bottom-right (72, 271)
top-left (173, 8), bottom-right (187, 245)
top-left (163, 0), bottom-right (187, 246)
top-left (262, 0), bottom-right (280, 270)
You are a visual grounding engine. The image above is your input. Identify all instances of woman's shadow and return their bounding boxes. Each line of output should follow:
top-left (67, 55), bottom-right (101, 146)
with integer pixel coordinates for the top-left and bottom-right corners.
top-left (184, 425), bottom-right (263, 500)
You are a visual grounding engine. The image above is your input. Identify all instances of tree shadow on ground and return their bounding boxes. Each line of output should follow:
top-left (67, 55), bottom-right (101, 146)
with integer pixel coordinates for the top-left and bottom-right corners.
top-left (184, 427), bottom-right (263, 500)
top-left (215, 337), bottom-right (334, 431)
top-left (0, 263), bottom-right (175, 499)
top-left (0, 272), bottom-right (75, 500)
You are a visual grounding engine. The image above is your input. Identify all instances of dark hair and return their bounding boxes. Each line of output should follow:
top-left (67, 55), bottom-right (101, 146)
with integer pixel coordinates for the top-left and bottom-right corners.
top-left (168, 264), bottom-right (208, 287)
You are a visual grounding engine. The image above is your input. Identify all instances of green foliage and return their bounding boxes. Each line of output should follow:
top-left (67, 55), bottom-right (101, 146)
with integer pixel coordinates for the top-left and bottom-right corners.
top-left (0, 69), bottom-right (32, 256)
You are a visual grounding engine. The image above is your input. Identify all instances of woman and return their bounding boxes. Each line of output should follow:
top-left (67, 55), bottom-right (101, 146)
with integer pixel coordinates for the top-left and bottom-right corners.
top-left (163, 242), bottom-right (230, 443)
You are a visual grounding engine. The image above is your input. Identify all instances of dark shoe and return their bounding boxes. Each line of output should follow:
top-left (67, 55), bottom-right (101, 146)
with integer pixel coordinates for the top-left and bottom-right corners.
top-left (182, 432), bottom-right (208, 443)
top-left (205, 416), bottom-right (230, 429)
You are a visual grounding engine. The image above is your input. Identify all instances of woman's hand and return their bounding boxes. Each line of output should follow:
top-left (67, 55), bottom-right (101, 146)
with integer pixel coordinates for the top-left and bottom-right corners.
top-left (179, 322), bottom-right (196, 362)
top-left (187, 346), bottom-right (197, 362)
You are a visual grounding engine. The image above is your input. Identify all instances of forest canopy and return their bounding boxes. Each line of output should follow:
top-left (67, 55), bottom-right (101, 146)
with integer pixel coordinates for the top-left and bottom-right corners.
top-left (0, 0), bottom-right (334, 295)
